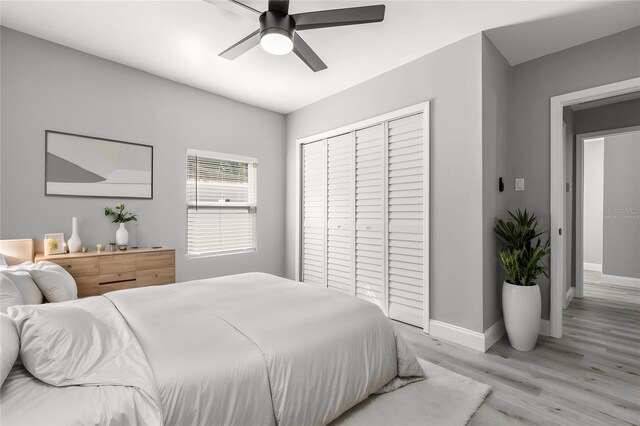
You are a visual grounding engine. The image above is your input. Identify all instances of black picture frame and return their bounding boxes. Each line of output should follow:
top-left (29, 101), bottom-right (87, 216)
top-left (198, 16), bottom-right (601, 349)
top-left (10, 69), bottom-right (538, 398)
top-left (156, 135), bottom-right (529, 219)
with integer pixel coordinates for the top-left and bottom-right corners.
top-left (44, 130), bottom-right (153, 199)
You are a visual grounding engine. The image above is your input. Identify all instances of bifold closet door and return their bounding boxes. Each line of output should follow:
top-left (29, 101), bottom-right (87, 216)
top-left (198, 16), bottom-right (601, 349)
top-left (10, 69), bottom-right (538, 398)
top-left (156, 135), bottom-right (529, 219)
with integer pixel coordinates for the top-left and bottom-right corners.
top-left (326, 133), bottom-right (354, 294)
top-left (301, 141), bottom-right (326, 286)
top-left (387, 113), bottom-right (425, 327)
top-left (354, 124), bottom-right (385, 309)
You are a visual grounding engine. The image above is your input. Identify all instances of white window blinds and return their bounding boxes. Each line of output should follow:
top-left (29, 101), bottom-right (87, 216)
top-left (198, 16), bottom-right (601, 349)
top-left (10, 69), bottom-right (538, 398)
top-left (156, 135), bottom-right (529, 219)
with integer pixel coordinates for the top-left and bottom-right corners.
top-left (186, 149), bottom-right (257, 256)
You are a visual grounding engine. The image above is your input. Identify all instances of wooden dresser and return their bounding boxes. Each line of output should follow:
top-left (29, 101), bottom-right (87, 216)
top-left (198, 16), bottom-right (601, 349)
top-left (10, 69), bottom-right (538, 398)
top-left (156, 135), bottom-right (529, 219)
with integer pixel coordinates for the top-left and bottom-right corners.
top-left (35, 248), bottom-right (175, 298)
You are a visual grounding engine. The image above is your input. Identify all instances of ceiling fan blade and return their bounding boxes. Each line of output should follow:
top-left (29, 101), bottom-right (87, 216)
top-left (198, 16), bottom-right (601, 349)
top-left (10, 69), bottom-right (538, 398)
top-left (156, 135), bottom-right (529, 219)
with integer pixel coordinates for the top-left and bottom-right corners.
top-left (219, 29), bottom-right (261, 60)
top-left (268, 0), bottom-right (289, 14)
top-left (293, 33), bottom-right (327, 72)
top-left (203, 0), bottom-right (261, 20)
top-left (292, 5), bottom-right (385, 31)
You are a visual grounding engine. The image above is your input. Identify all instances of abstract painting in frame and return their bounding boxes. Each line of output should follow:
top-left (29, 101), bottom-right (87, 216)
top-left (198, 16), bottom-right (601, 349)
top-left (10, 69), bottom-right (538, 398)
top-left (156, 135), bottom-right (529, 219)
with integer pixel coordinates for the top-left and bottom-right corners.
top-left (45, 130), bottom-right (153, 199)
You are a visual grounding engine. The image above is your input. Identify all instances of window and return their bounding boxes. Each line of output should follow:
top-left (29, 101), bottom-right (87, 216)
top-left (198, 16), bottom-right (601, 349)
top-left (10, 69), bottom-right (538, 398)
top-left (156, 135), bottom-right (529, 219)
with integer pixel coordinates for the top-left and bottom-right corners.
top-left (186, 149), bottom-right (257, 256)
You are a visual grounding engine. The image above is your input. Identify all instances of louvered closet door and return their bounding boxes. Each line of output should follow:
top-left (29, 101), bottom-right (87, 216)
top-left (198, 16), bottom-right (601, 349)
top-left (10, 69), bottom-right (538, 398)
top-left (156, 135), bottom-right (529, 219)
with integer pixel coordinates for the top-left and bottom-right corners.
top-left (302, 141), bottom-right (326, 286)
top-left (355, 124), bottom-right (385, 309)
top-left (326, 133), bottom-right (354, 294)
top-left (387, 113), bottom-right (425, 327)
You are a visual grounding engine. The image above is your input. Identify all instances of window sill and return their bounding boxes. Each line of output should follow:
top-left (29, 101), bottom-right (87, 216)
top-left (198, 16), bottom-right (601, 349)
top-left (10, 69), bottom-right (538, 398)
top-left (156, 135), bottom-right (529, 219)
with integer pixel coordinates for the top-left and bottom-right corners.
top-left (186, 248), bottom-right (256, 259)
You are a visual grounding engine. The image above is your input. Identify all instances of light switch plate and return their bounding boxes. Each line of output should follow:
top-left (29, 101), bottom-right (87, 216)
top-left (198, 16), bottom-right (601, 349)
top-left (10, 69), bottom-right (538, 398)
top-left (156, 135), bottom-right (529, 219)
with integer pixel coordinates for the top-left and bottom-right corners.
top-left (515, 178), bottom-right (525, 191)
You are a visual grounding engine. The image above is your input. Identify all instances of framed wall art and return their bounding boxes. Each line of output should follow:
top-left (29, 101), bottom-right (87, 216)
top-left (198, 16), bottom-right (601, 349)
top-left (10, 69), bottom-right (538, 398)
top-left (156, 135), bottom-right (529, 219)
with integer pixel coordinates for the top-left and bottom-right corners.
top-left (45, 130), bottom-right (153, 199)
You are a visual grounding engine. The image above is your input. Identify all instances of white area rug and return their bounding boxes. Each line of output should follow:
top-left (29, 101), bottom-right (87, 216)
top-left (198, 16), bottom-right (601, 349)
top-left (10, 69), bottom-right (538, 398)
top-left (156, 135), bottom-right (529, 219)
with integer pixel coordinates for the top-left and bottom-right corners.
top-left (332, 359), bottom-right (491, 426)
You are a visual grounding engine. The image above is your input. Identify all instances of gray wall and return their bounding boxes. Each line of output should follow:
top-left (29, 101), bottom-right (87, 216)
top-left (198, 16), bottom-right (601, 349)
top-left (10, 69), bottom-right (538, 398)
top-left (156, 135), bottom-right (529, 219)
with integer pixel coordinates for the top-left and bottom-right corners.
top-left (286, 34), bottom-right (487, 332)
top-left (574, 99), bottom-right (640, 135)
top-left (583, 138), bottom-right (604, 266)
top-left (573, 98), bottom-right (640, 277)
top-left (481, 35), bottom-right (511, 330)
top-left (509, 26), bottom-right (640, 320)
top-left (603, 131), bottom-right (640, 279)
top-left (0, 28), bottom-right (287, 282)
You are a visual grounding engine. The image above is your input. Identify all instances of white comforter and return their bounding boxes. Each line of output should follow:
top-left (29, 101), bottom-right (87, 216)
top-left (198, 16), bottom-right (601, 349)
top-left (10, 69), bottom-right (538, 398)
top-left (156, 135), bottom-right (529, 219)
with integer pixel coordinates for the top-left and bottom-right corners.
top-left (1, 272), bottom-right (424, 425)
top-left (2, 297), bottom-right (163, 425)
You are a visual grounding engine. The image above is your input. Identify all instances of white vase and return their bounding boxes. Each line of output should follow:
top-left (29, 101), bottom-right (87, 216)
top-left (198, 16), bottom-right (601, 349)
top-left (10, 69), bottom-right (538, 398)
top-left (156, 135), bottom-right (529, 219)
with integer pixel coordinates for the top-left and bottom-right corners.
top-left (116, 223), bottom-right (129, 246)
top-left (67, 217), bottom-right (82, 253)
top-left (502, 281), bottom-right (541, 351)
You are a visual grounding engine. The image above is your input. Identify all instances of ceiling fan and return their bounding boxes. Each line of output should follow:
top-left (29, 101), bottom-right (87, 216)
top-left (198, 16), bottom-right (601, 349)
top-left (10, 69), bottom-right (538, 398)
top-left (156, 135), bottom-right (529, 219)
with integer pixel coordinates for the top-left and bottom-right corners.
top-left (206, 0), bottom-right (386, 72)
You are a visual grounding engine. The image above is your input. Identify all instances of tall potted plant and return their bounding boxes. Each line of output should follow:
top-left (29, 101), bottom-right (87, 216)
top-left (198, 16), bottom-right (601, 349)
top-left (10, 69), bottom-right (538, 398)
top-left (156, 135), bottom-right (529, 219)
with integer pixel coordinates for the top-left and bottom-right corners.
top-left (495, 209), bottom-right (550, 351)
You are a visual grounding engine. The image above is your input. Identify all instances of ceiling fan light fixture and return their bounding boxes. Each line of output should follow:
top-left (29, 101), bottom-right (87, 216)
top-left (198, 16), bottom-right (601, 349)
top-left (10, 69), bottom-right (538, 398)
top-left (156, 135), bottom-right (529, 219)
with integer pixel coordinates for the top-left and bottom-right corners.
top-left (260, 28), bottom-right (293, 55)
top-left (219, 2), bottom-right (385, 72)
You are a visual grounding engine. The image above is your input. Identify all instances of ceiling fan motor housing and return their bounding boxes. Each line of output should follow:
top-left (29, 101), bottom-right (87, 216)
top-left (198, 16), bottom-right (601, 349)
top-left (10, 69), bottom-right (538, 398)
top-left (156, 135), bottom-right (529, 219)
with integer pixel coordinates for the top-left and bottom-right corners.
top-left (259, 11), bottom-right (296, 42)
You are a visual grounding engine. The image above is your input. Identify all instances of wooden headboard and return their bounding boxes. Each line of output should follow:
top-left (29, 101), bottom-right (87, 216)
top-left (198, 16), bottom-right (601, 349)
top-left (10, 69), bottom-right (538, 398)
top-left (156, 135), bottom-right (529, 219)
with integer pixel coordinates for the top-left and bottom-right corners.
top-left (0, 239), bottom-right (35, 265)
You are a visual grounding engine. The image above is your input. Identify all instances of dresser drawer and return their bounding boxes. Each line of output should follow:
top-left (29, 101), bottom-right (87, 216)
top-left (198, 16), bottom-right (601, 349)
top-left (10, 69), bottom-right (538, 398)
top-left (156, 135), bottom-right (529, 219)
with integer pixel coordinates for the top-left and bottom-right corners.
top-left (99, 271), bottom-right (137, 285)
top-left (76, 273), bottom-right (136, 297)
top-left (75, 276), bottom-right (101, 298)
top-left (137, 250), bottom-right (175, 271)
top-left (137, 268), bottom-right (175, 287)
top-left (49, 256), bottom-right (99, 278)
top-left (100, 254), bottom-right (136, 275)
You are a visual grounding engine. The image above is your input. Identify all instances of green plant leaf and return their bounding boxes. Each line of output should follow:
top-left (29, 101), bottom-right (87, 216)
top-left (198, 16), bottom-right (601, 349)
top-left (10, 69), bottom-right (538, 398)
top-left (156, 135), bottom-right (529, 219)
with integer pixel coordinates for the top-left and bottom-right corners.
top-left (495, 208), bottom-right (550, 286)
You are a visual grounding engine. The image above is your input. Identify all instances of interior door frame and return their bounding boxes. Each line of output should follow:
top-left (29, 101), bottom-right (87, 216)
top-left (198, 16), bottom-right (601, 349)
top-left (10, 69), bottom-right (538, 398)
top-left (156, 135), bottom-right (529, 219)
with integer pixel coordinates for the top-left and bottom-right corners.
top-left (295, 101), bottom-right (430, 333)
top-left (574, 125), bottom-right (640, 299)
top-left (549, 77), bottom-right (640, 338)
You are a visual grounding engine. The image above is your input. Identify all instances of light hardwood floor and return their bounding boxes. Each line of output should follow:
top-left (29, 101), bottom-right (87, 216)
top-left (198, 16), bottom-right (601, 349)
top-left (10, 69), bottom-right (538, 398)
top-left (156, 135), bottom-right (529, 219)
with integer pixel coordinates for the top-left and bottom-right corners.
top-left (395, 274), bottom-right (640, 425)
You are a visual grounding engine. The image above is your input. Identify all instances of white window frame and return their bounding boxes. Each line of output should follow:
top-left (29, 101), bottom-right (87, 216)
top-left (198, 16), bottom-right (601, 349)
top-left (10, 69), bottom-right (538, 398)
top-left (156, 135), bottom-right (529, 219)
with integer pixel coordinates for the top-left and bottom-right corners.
top-left (186, 149), bottom-right (258, 258)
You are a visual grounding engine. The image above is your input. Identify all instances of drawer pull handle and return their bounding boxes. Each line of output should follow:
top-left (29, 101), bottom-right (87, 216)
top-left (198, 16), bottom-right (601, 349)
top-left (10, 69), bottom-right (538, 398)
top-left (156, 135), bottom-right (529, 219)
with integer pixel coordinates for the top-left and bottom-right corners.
top-left (366, 226), bottom-right (371, 230)
top-left (100, 279), bottom-right (135, 286)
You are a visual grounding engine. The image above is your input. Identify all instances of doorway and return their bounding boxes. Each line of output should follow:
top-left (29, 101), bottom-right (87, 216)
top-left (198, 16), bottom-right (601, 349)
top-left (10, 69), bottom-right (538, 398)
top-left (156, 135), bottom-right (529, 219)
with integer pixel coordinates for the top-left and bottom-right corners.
top-left (574, 127), bottom-right (640, 301)
top-left (549, 77), bottom-right (640, 338)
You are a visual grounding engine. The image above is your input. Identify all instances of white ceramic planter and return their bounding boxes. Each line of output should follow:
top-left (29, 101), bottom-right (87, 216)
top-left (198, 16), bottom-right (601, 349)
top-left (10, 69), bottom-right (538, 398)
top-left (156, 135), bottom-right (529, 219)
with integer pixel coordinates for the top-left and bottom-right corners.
top-left (116, 223), bottom-right (129, 246)
top-left (502, 281), bottom-right (541, 351)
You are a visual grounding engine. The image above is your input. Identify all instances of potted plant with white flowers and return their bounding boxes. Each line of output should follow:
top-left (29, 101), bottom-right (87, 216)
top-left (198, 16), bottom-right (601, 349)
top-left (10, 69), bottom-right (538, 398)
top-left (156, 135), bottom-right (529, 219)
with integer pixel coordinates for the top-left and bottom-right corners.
top-left (495, 209), bottom-right (550, 351)
top-left (104, 203), bottom-right (137, 249)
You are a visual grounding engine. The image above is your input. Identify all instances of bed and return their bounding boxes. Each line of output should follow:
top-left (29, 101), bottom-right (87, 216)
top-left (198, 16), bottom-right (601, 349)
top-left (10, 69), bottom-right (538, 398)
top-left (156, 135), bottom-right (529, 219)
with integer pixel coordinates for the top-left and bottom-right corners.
top-left (1, 240), bottom-right (425, 425)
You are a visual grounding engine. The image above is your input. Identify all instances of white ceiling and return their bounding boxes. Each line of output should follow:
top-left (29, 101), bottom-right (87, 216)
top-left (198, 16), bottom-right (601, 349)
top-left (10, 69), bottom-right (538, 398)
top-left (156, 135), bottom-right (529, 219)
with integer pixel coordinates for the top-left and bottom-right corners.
top-left (1, 1), bottom-right (639, 114)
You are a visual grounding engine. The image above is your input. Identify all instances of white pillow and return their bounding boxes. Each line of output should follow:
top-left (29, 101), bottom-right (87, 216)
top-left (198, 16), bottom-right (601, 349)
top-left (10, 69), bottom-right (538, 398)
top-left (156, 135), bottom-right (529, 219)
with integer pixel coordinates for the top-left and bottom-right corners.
top-left (0, 261), bottom-right (35, 271)
top-left (0, 254), bottom-right (7, 267)
top-left (1, 313), bottom-right (20, 387)
top-left (0, 273), bottom-right (24, 313)
top-left (29, 262), bottom-right (77, 303)
top-left (2, 270), bottom-right (44, 305)
top-left (9, 304), bottom-right (114, 386)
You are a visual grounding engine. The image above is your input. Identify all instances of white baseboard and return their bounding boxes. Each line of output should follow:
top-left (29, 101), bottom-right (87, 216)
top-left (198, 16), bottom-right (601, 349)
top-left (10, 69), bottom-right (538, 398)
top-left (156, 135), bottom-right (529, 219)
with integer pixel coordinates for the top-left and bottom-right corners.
top-left (429, 320), bottom-right (484, 352)
top-left (583, 262), bottom-right (602, 272)
top-left (429, 319), bottom-right (505, 352)
top-left (564, 287), bottom-right (574, 309)
top-left (483, 319), bottom-right (505, 351)
top-left (539, 319), bottom-right (550, 336)
top-left (601, 274), bottom-right (640, 289)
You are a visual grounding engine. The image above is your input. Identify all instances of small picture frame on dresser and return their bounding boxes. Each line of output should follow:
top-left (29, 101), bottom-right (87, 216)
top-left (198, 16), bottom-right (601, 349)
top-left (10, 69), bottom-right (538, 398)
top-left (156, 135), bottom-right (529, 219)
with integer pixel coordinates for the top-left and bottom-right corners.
top-left (44, 233), bottom-right (66, 256)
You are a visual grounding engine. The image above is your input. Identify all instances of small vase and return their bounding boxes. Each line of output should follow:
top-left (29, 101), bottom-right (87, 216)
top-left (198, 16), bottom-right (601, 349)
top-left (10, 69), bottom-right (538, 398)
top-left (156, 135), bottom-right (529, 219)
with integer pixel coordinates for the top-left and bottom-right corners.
top-left (116, 223), bottom-right (129, 247)
top-left (67, 217), bottom-right (82, 253)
